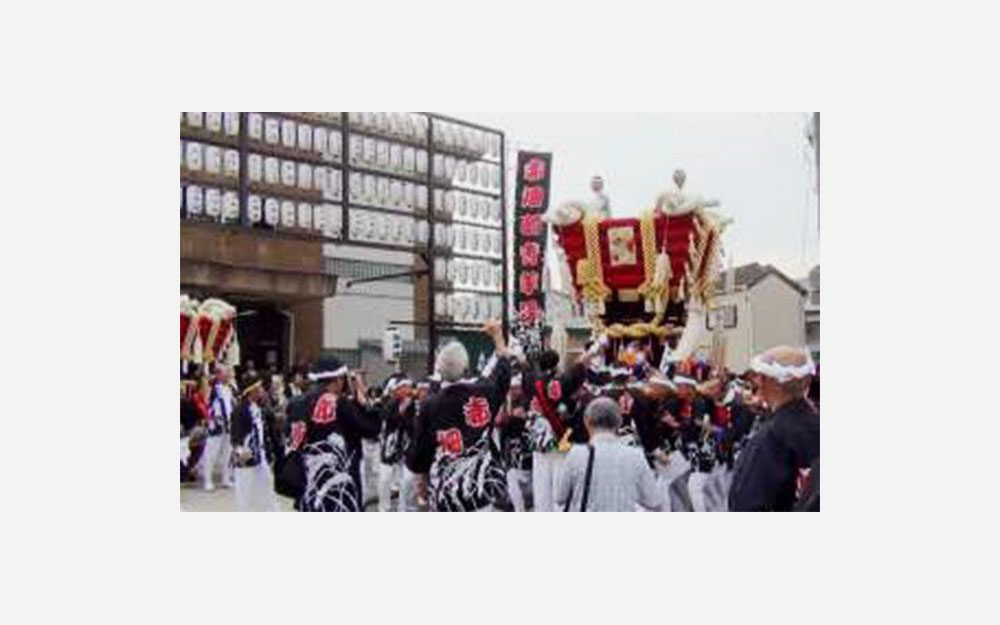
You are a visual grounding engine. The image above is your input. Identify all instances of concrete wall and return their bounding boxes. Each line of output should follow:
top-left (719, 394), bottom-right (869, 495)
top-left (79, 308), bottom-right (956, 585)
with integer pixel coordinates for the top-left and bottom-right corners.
top-left (695, 288), bottom-right (752, 373)
top-left (321, 244), bottom-right (419, 350)
top-left (750, 273), bottom-right (806, 354)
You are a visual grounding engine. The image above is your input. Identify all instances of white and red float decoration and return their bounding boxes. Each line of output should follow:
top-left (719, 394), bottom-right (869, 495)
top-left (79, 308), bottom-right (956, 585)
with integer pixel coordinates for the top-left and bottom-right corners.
top-left (180, 295), bottom-right (240, 365)
top-left (546, 169), bottom-right (731, 364)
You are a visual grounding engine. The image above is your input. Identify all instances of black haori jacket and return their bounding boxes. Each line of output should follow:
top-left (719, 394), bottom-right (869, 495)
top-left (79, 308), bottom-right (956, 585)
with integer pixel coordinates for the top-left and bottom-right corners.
top-left (380, 396), bottom-right (415, 464)
top-left (288, 387), bottom-right (382, 461)
top-left (521, 362), bottom-right (588, 445)
top-left (230, 399), bottom-right (266, 468)
top-left (728, 397), bottom-right (820, 512)
top-left (405, 358), bottom-right (512, 475)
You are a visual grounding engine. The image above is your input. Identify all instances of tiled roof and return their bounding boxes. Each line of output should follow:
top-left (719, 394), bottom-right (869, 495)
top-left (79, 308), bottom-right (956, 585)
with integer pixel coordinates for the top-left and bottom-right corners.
top-left (715, 262), bottom-right (807, 296)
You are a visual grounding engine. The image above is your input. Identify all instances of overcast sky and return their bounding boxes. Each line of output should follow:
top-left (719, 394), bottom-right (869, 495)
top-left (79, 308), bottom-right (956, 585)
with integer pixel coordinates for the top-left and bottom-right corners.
top-left (451, 112), bottom-right (820, 280)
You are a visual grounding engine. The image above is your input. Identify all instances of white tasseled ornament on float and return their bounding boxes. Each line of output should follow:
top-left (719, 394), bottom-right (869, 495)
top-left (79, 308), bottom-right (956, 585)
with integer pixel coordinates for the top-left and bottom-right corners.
top-left (225, 333), bottom-right (240, 367)
top-left (651, 247), bottom-right (672, 313)
top-left (672, 300), bottom-right (705, 362)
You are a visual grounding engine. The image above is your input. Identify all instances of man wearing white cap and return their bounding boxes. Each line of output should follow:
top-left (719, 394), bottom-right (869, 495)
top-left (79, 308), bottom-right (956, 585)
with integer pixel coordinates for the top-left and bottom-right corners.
top-left (728, 346), bottom-right (819, 511)
top-left (377, 375), bottom-right (416, 512)
top-left (589, 175), bottom-right (611, 219)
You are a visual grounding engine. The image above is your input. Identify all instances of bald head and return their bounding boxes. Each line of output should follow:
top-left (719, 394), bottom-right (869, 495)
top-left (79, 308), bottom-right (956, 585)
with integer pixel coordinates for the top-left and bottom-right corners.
top-left (759, 345), bottom-right (810, 367)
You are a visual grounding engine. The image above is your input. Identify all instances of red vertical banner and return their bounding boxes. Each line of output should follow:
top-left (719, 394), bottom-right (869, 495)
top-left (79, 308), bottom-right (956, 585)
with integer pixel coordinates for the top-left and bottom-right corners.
top-left (513, 152), bottom-right (552, 335)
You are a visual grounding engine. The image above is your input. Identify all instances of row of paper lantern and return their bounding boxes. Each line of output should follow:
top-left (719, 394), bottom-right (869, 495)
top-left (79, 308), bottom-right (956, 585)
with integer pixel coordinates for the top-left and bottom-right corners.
top-left (348, 135), bottom-right (428, 178)
top-left (183, 185), bottom-right (240, 221)
top-left (347, 172), bottom-right (428, 212)
top-left (435, 293), bottom-right (504, 323)
top-left (247, 114), bottom-right (342, 160)
top-left (435, 223), bottom-right (503, 258)
top-left (181, 141), bottom-right (239, 177)
top-left (434, 188), bottom-right (502, 226)
top-left (348, 209), bottom-right (419, 246)
top-left (434, 258), bottom-right (504, 292)
top-left (431, 118), bottom-right (502, 160)
top-left (431, 154), bottom-right (501, 192)
top-left (347, 112), bottom-right (429, 144)
top-left (181, 185), bottom-right (343, 234)
top-left (182, 112), bottom-right (240, 136)
top-left (249, 153), bottom-right (343, 200)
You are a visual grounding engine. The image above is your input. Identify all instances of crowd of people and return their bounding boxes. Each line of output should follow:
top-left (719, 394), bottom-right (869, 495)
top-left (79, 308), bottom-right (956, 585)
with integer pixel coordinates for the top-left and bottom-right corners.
top-left (180, 320), bottom-right (820, 512)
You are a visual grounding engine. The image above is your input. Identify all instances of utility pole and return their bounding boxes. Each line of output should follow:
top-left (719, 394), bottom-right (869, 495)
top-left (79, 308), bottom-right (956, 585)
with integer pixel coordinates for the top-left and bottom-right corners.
top-left (814, 112), bottom-right (820, 219)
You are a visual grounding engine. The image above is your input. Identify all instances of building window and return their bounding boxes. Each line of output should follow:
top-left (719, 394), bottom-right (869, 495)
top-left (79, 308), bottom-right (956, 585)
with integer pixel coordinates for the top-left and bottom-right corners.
top-left (706, 305), bottom-right (738, 330)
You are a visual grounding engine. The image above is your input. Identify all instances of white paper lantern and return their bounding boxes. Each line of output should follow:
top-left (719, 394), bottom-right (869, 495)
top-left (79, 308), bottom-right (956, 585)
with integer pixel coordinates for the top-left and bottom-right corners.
top-left (185, 142), bottom-right (203, 171)
top-left (222, 191), bottom-right (239, 222)
top-left (390, 181), bottom-right (403, 207)
top-left (313, 204), bottom-right (325, 231)
top-left (298, 123), bottom-right (312, 151)
top-left (264, 157), bottom-right (279, 184)
top-left (377, 177), bottom-right (390, 206)
top-left (205, 188), bottom-right (221, 217)
top-left (390, 144), bottom-right (402, 172)
top-left (297, 202), bottom-right (312, 229)
top-left (223, 112), bottom-right (239, 136)
top-left (328, 169), bottom-right (342, 200)
top-left (264, 118), bottom-right (280, 144)
top-left (281, 120), bottom-right (296, 148)
top-left (376, 140), bottom-right (389, 168)
top-left (224, 150), bottom-right (239, 178)
top-left (349, 135), bottom-right (363, 164)
top-left (314, 166), bottom-right (328, 193)
top-left (416, 186), bottom-right (428, 211)
top-left (348, 172), bottom-right (362, 202)
top-left (298, 163), bottom-right (312, 189)
top-left (204, 146), bottom-right (221, 174)
top-left (249, 113), bottom-right (263, 140)
top-left (186, 185), bottom-right (203, 215)
top-left (281, 161), bottom-right (296, 187)
top-left (280, 200), bottom-right (296, 227)
top-left (329, 130), bottom-right (342, 160)
top-left (313, 126), bottom-right (328, 154)
top-left (264, 198), bottom-right (279, 225)
top-left (248, 195), bottom-right (262, 223)
top-left (205, 112), bottom-right (222, 133)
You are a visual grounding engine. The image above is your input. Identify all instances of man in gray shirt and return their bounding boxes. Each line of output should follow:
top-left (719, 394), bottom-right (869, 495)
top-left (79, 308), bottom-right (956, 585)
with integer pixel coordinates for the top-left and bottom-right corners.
top-left (555, 397), bottom-right (664, 511)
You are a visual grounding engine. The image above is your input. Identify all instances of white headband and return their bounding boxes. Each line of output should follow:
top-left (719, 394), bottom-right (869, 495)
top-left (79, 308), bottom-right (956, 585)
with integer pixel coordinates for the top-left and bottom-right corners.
top-left (308, 366), bottom-right (348, 381)
top-left (749, 353), bottom-right (815, 382)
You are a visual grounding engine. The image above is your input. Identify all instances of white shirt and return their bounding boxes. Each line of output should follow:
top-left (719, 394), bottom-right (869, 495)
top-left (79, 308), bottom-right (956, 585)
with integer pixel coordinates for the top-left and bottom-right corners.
top-left (555, 432), bottom-right (663, 511)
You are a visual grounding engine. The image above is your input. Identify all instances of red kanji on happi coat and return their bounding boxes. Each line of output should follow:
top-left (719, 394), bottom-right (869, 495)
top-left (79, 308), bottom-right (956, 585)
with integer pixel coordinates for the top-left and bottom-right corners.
top-left (519, 213), bottom-right (543, 237)
top-left (518, 299), bottom-right (542, 324)
top-left (547, 380), bottom-right (562, 402)
top-left (519, 271), bottom-right (540, 297)
top-left (519, 241), bottom-right (541, 268)
top-left (522, 157), bottom-right (547, 182)
top-left (437, 428), bottom-right (463, 454)
top-left (521, 186), bottom-right (546, 210)
top-left (290, 421), bottom-right (306, 450)
top-left (312, 392), bottom-right (338, 424)
top-left (463, 396), bottom-right (491, 428)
